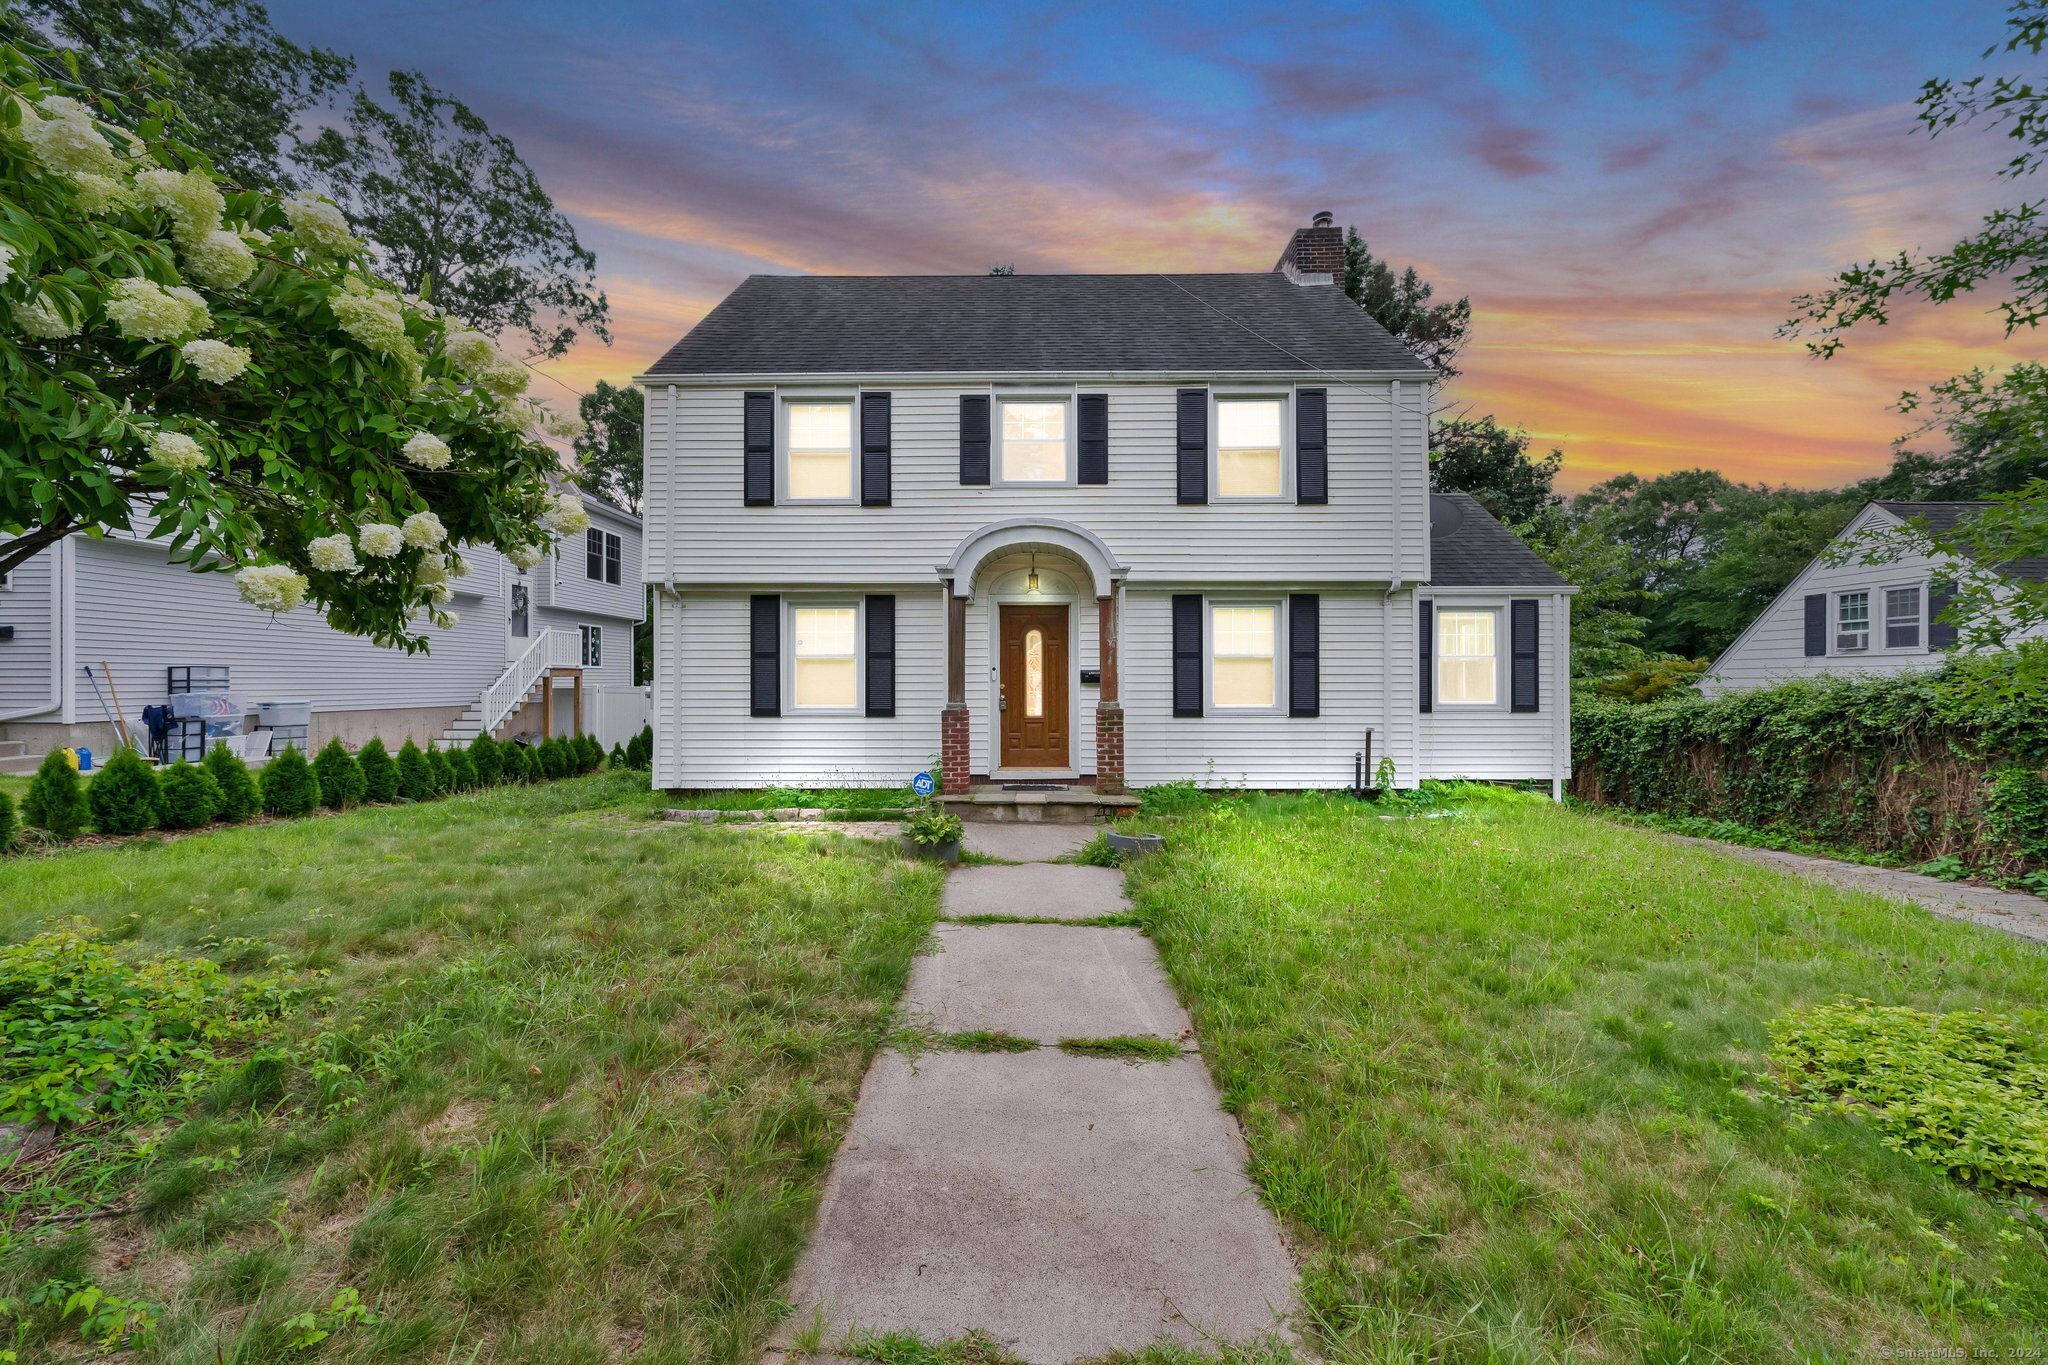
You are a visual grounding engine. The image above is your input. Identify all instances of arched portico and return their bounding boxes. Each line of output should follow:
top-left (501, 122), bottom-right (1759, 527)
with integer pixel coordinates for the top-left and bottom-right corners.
top-left (938, 518), bottom-right (1125, 599)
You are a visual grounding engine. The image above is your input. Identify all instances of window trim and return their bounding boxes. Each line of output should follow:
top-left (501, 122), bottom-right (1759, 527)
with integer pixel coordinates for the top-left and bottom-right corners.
top-left (1882, 582), bottom-right (1925, 652)
top-left (1834, 589), bottom-right (1871, 654)
top-left (1435, 605), bottom-right (1505, 710)
top-left (784, 598), bottom-right (864, 715)
top-left (580, 623), bottom-right (603, 668)
top-left (994, 393), bottom-right (1078, 488)
top-left (1204, 598), bottom-right (1284, 714)
top-left (777, 394), bottom-right (859, 505)
top-left (1210, 390), bottom-right (1293, 503)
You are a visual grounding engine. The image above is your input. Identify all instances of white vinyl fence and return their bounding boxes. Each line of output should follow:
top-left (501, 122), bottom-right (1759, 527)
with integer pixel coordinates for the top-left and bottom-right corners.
top-left (595, 686), bottom-right (651, 750)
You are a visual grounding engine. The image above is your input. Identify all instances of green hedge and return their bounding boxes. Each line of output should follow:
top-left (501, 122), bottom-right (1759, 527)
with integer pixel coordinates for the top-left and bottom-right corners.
top-left (1572, 655), bottom-right (2048, 878)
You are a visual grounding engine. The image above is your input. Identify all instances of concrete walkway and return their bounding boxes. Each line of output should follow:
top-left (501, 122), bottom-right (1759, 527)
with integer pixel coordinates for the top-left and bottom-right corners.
top-left (774, 835), bottom-right (1298, 1361)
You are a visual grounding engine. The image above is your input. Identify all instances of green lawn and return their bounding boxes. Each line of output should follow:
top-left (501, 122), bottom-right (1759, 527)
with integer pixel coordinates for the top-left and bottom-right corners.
top-left (1122, 792), bottom-right (2048, 1360)
top-left (0, 771), bottom-right (942, 1363)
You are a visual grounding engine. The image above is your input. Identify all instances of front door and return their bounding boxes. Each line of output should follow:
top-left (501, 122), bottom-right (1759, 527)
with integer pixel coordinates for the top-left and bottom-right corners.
top-left (999, 604), bottom-right (1069, 770)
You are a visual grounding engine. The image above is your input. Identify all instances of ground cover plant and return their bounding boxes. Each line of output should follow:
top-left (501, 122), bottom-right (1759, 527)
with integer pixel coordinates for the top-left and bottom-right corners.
top-left (0, 770), bottom-right (942, 1362)
top-left (1121, 787), bottom-right (2048, 1358)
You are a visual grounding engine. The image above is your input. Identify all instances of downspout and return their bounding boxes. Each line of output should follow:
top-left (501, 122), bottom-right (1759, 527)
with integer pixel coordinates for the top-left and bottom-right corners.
top-left (0, 538), bottom-right (64, 723)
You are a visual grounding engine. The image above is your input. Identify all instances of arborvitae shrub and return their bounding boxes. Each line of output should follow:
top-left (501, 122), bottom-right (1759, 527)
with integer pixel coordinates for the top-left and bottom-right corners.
top-left (626, 725), bottom-right (653, 770)
top-left (0, 787), bottom-right (16, 853)
top-left (448, 748), bottom-right (478, 791)
top-left (312, 738), bottom-right (367, 809)
top-left (395, 739), bottom-right (433, 801)
top-left (426, 746), bottom-right (454, 795)
top-left (582, 734), bottom-right (605, 772)
top-left (23, 750), bottom-right (89, 840)
top-left (87, 746), bottom-right (160, 836)
top-left (539, 737), bottom-right (569, 780)
top-left (469, 733), bottom-right (502, 785)
top-left (205, 742), bottom-right (259, 823)
top-left (608, 741), bottom-right (626, 769)
top-left (259, 743), bottom-right (321, 817)
top-left (156, 760), bottom-right (223, 829)
top-left (512, 744), bottom-right (539, 783)
top-left (358, 736), bottom-right (399, 803)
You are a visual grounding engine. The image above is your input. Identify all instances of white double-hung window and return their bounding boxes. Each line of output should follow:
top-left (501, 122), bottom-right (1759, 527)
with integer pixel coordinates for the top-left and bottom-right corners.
top-left (791, 605), bottom-right (858, 710)
top-left (999, 400), bottom-right (1068, 483)
top-left (1216, 398), bottom-right (1284, 498)
top-left (1210, 603), bottom-right (1278, 708)
top-left (1836, 591), bottom-right (1870, 652)
top-left (1438, 610), bottom-right (1498, 705)
top-left (785, 402), bottom-right (854, 501)
top-left (1885, 586), bottom-right (1923, 649)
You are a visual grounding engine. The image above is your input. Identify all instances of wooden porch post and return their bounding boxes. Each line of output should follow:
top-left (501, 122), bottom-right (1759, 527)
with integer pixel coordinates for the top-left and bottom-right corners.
top-left (540, 672), bottom-right (553, 738)
top-left (572, 670), bottom-right (584, 736)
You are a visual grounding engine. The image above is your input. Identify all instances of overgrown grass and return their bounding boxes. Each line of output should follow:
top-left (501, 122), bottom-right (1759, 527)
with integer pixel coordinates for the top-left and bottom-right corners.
top-left (0, 770), bottom-right (943, 1363)
top-left (1056, 1036), bottom-right (1183, 1063)
top-left (660, 785), bottom-right (920, 816)
top-left (1126, 794), bottom-right (2048, 1358)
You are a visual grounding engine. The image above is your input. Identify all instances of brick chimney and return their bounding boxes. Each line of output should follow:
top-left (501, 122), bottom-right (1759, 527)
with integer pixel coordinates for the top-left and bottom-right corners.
top-left (1274, 209), bottom-right (1344, 285)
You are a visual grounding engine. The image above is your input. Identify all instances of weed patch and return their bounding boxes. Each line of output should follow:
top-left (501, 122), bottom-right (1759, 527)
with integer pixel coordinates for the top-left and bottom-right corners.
top-left (1057, 1036), bottom-right (1183, 1063)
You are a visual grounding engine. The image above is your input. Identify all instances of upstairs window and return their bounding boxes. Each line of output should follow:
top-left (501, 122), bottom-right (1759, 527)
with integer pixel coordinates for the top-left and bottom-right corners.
top-left (509, 583), bottom-right (529, 638)
top-left (584, 529), bottom-right (623, 584)
top-left (1000, 400), bottom-right (1067, 483)
top-left (1885, 586), bottom-right (1922, 649)
top-left (580, 624), bottom-right (603, 667)
top-left (1836, 591), bottom-right (1870, 653)
top-left (1210, 604), bottom-right (1278, 708)
top-left (1216, 398), bottom-right (1284, 498)
top-left (786, 402), bottom-right (854, 501)
top-left (791, 605), bottom-right (858, 710)
top-left (1437, 610), bottom-right (1498, 705)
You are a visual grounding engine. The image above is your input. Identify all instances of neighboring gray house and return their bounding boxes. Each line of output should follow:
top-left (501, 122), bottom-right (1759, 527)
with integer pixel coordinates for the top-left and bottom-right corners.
top-left (636, 211), bottom-right (1577, 799)
top-left (1703, 500), bottom-right (2048, 696)
top-left (0, 491), bottom-right (645, 768)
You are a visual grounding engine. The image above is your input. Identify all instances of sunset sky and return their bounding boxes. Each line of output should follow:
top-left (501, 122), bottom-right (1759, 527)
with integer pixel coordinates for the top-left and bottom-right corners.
top-left (269, 0), bottom-right (2033, 492)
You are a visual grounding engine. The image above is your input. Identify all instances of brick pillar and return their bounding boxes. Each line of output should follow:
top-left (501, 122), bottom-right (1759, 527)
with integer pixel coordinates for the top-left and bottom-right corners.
top-left (1095, 704), bottom-right (1124, 795)
top-left (941, 704), bottom-right (971, 795)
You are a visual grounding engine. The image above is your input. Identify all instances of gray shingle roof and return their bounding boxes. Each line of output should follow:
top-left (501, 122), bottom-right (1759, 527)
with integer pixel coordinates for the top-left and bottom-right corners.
top-left (1874, 500), bottom-right (2048, 582)
top-left (1427, 493), bottom-right (1568, 587)
top-left (643, 273), bottom-right (1433, 377)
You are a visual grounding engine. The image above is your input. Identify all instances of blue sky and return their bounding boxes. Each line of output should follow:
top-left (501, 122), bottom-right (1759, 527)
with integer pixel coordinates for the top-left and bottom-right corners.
top-left (270, 0), bottom-right (2031, 489)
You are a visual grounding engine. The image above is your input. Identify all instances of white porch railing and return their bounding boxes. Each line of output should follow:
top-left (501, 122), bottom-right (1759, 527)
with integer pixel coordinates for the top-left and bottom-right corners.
top-left (477, 627), bottom-right (580, 738)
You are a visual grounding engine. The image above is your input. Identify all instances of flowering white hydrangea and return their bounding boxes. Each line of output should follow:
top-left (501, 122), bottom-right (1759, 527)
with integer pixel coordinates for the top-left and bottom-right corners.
top-left (428, 582), bottom-right (455, 606)
top-left (430, 609), bottom-right (460, 630)
top-left (181, 228), bottom-right (256, 289)
top-left (308, 533), bottom-right (359, 573)
top-left (134, 166), bottom-right (225, 241)
top-left (401, 431), bottom-right (452, 470)
top-left (12, 291), bottom-right (82, 339)
top-left (539, 492), bottom-right (591, 536)
top-left (358, 522), bottom-right (404, 558)
top-left (71, 173), bottom-right (134, 216)
top-left (401, 510), bottom-right (446, 548)
top-left (329, 280), bottom-right (412, 358)
top-left (145, 429), bottom-right (207, 472)
top-left (18, 96), bottom-right (122, 179)
top-left (283, 195), bottom-right (359, 257)
top-left (505, 540), bottom-right (543, 571)
top-left (493, 400), bottom-right (541, 434)
top-left (443, 327), bottom-right (497, 374)
top-left (541, 406), bottom-right (586, 441)
top-left (104, 276), bottom-right (210, 342)
top-left (446, 551), bottom-right (471, 578)
top-left (236, 564), bottom-right (308, 614)
top-left (179, 338), bottom-right (250, 384)
top-left (0, 243), bottom-right (13, 286)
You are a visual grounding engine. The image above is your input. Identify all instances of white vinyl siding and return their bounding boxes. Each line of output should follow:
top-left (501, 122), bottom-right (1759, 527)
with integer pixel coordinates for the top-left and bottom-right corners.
top-left (0, 548), bottom-right (57, 717)
top-left (1415, 592), bottom-right (1569, 783)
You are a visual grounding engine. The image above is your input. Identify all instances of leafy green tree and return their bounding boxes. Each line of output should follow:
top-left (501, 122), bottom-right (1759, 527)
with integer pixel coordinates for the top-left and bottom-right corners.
top-left (156, 758), bottom-right (222, 827)
top-left (1858, 364), bottom-right (2048, 501)
top-left (203, 739), bottom-right (257, 820)
top-left (356, 735), bottom-right (398, 802)
top-left (1590, 657), bottom-right (1712, 704)
top-left (467, 732), bottom-right (501, 786)
top-left (1341, 227), bottom-right (1470, 378)
top-left (394, 737), bottom-right (431, 801)
top-left (1655, 500), bottom-right (1857, 659)
top-left (1523, 507), bottom-right (1658, 679)
top-left (86, 745), bottom-right (160, 834)
top-left (0, 0), bottom-right (352, 189)
top-left (258, 740), bottom-right (318, 816)
top-left (0, 39), bottom-right (591, 645)
top-left (294, 70), bottom-right (609, 360)
top-left (311, 736), bottom-right (365, 808)
top-left (1430, 417), bottom-right (1562, 525)
top-left (573, 379), bottom-right (643, 512)
top-left (22, 749), bottom-right (88, 839)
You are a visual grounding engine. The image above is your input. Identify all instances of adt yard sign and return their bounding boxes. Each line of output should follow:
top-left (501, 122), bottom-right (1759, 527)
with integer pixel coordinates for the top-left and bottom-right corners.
top-left (912, 771), bottom-right (936, 798)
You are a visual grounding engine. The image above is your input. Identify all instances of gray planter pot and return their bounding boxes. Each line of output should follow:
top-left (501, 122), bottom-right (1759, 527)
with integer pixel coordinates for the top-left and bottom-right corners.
top-left (1106, 831), bottom-right (1166, 857)
top-left (901, 835), bottom-right (962, 865)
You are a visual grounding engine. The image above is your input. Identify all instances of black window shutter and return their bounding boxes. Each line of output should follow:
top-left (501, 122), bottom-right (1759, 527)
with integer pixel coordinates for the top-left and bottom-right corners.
top-left (1296, 387), bottom-right (1328, 505)
top-left (1802, 593), bottom-right (1827, 656)
top-left (1176, 388), bottom-right (1208, 504)
top-left (1289, 594), bottom-right (1319, 718)
top-left (1078, 393), bottom-right (1108, 485)
top-left (960, 394), bottom-right (990, 485)
top-left (749, 595), bottom-right (780, 717)
top-left (865, 594), bottom-right (896, 717)
top-left (743, 392), bottom-right (774, 506)
top-left (1172, 594), bottom-right (1203, 718)
top-left (1418, 599), bottom-right (1434, 714)
top-left (1510, 599), bottom-right (1540, 713)
top-left (861, 392), bottom-right (892, 506)
top-left (1929, 579), bottom-right (1957, 650)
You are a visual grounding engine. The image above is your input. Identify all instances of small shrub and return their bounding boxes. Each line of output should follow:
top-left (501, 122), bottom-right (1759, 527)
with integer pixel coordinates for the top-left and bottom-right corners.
top-left (155, 760), bottom-right (222, 830)
top-left (538, 736), bottom-right (568, 780)
top-left (394, 738), bottom-right (433, 801)
top-left (87, 746), bottom-right (160, 835)
top-left (204, 742), bottom-right (259, 823)
top-left (259, 743), bottom-right (321, 817)
top-left (582, 734), bottom-right (605, 772)
top-left (468, 733), bottom-right (502, 785)
top-left (608, 741), bottom-right (626, 769)
top-left (426, 745), bottom-right (454, 795)
top-left (311, 738), bottom-right (367, 809)
top-left (358, 736), bottom-right (400, 803)
top-left (448, 747), bottom-right (477, 791)
top-left (1770, 998), bottom-right (2048, 1191)
top-left (23, 749), bottom-right (91, 840)
top-left (0, 786), bottom-right (16, 852)
top-left (515, 743), bottom-right (542, 782)
top-left (626, 724), bottom-right (654, 770)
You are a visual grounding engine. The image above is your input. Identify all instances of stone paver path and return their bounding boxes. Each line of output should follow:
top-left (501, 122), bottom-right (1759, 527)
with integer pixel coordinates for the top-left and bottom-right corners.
top-left (773, 831), bottom-right (1297, 1361)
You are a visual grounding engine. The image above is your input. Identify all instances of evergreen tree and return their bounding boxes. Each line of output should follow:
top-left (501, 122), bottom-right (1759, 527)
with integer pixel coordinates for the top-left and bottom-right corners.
top-left (157, 760), bottom-right (224, 829)
top-left (204, 741), bottom-right (260, 822)
top-left (22, 750), bottom-right (88, 840)
top-left (536, 736), bottom-right (565, 780)
top-left (426, 745), bottom-right (454, 795)
top-left (259, 743), bottom-right (321, 817)
top-left (358, 736), bottom-right (399, 802)
top-left (312, 738), bottom-right (368, 808)
top-left (608, 741), bottom-right (626, 769)
top-left (468, 733), bottom-right (502, 785)
top-left (87, 746), bottom-right (161, 835)
top-left (395, 738), bottom-right (433, 801)
top-left (0, 786), bottom-right (17, 852)
top-left (448, 747), bottom-right (477, 791)
top-left (1341, 228), bottom-right (1471, 378)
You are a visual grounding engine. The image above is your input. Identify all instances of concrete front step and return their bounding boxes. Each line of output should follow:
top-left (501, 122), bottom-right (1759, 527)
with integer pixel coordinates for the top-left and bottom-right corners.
top-left (0, 740), bottom-right (26, 759)
top-left (0, 753), bottom-right (40, 775)
top-left (941, 785), bottom-right (1140, 824)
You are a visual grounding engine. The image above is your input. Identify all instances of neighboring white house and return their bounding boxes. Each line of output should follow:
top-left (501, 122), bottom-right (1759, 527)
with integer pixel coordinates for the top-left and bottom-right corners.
top-left (635, 211), bottom-right (1576, 797)
top-left (1703, 499), bottom-right (2048, 696)
top-left (0, 491), bottom-right (645, 767)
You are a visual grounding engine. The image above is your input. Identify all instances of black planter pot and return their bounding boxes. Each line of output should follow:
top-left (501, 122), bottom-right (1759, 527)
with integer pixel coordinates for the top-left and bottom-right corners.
top-left (901, 835), bottom-right (962, 865)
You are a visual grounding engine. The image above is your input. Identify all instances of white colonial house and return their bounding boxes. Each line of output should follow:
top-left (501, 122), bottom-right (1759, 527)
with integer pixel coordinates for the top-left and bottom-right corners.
top-left (0, 491), bottom-right (645, 770)
top-left (1703, 499), bottom-right (2048, 696)
top-left (635, 212), bottom-right (1576, 802)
